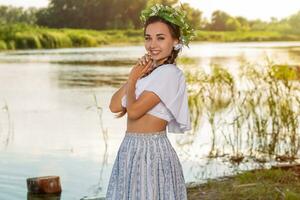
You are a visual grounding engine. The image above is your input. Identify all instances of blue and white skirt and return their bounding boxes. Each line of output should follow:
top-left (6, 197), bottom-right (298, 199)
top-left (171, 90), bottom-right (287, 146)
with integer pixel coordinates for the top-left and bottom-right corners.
top-left (106, 130), bottom-right (187, 200)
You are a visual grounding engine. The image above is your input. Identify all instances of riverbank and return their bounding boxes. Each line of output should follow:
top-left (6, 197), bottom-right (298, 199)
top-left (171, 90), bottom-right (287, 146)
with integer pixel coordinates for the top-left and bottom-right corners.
top-left (1, 24), bottom-right (300, 50)
top-left (186, 164), bottom-right (300, 200)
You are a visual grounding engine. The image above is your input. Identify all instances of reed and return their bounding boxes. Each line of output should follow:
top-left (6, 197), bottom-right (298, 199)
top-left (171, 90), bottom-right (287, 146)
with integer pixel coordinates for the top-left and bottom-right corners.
top-left (186, 61), bottom-right (300, 163)
top-left (0, 101), bottom-right (14, 150)
top-left (86, 94), bottom-right (109, 196)
top-left (186, 65), bottom-right (235, 157)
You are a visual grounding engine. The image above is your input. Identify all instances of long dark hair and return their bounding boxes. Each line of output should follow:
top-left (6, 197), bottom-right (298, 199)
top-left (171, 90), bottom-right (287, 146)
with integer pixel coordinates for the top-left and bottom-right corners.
top-left (115, 15), bottom-right (181, 118)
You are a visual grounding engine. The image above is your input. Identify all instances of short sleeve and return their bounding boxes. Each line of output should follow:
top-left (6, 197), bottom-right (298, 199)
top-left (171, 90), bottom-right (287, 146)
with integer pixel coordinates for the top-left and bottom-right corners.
top-left (144, 66), bottom-right (180, 101)
top-left (121, 94), bottom-right (126, 108)
top-left (143, 64), bottom-right (191, 133)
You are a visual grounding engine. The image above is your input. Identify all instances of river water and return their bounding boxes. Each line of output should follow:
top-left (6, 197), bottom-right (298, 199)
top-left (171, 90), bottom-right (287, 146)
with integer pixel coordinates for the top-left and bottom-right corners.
top-left (0, 42), bottom-right (300, 199)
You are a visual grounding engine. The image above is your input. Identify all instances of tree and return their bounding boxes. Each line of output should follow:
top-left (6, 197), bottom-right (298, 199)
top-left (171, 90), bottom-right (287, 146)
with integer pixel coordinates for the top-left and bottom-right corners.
top-left (236, 16), bottom-right (250, 31)
top-left (36, 0), bottom-right (148, 29)
top-left (120, 0), bottom-right (148, 29)
top-left (210, 10), bottom-right (231, 31)
top-left (180, 3), bottom-right (202, 30)
top-left (288, 11), bottom-right (300, 34)
top-left (249, 19), bottom-right (268, 31)
top-left (0, 5), bottom-right (37, 24)
top-left (225, 18), bottom-right (241, 31)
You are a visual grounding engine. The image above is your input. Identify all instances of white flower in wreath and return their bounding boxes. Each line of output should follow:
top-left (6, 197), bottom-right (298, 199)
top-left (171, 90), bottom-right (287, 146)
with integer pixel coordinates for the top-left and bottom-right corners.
top-left (174, 43), bottom-right (183, 50)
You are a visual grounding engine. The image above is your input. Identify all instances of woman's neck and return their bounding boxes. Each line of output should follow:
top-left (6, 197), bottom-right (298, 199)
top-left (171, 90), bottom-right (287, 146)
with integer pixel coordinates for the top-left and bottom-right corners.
top-left (154, 57), bottom-right (168, 67)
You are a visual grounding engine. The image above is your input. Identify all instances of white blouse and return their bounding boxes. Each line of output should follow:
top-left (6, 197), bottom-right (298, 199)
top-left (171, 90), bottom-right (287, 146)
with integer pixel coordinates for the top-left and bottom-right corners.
top-left (121, 63), bottom-right (191, 134)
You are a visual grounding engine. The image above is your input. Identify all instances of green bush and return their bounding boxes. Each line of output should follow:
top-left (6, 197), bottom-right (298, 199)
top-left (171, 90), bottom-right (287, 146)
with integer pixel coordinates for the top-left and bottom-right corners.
top-left (67, 33), bottom-right (97, 47)
top-left (14, 32), bottom-right (41, 49)
top-left (124, 29), bottom-right (143, 37)
top-left (1, 24), bottom-right (300, 50)
top-left (6, 40), bottom-right (15, 50)
top-left (39, 31), bottom-right (72, 48)
top-left (0, 40), bottom-right (7, 50)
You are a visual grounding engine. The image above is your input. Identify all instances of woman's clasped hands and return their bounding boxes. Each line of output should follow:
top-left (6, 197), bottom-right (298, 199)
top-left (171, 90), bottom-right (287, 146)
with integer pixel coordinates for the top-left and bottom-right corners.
top-left (128, 53), bottom-right (154, 82)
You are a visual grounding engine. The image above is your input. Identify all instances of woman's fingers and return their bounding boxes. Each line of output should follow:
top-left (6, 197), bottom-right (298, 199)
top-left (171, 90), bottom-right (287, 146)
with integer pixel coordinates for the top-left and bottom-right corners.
top-left (139, 55), bottom-right (145, 66)
top-left (138, 54), bottom-right (152, 66)
top-left (142, 54), bottom-right (149, 65)
top-left (146, 62), bottom-right (154, 72)
top-left (137, 58), bottom-right (142, 66)
top-left (142, 59), bottom-right (153, 73)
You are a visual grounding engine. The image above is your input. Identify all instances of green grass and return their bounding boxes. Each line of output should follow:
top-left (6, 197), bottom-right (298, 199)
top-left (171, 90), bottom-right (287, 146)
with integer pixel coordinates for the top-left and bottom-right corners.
top-left (187, 168), bottom-right (300, 200)
top-left (1, 24), bottom-right (300, 50)
top-left (0, 24), bottom-right (144, 50)
top-left (194, 31), bottom-right (300, 42)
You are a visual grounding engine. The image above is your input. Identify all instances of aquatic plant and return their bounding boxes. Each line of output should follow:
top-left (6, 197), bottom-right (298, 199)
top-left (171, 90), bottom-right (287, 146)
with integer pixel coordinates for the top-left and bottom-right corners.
top-left (186, 61), bottom-right (300, 163)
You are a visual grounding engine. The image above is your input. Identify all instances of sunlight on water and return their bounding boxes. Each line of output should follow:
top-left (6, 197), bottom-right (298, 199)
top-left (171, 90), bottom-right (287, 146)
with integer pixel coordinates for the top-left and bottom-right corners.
top-left (0, 42), bottom-right (300, 199)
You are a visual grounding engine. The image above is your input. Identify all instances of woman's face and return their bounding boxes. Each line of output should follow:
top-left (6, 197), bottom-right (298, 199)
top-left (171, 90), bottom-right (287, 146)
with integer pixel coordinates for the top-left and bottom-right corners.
top-left (144, 22), bottom-right (178, 65)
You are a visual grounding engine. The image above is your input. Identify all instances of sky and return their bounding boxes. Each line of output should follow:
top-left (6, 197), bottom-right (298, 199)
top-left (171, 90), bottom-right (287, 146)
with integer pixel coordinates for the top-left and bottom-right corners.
top-left (0, 0), bottom-right (299, 21)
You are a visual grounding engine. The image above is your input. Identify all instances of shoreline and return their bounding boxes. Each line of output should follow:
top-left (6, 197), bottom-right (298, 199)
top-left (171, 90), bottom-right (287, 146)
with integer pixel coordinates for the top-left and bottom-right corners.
top-left (1, 24), bottom-right (300, 51)
top-left (186, 163), bottom-right (300, 199)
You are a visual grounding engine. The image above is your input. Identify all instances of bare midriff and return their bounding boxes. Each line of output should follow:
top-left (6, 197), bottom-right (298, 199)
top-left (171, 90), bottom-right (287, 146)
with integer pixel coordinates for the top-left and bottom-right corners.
top-left (126, 114), bottom-right (167, 133)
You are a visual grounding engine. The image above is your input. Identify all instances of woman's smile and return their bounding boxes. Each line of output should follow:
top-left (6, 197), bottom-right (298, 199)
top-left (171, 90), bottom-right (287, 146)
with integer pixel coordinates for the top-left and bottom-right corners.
top-left (144, 22), bottom-right (177, 64)
top-left (149, 49), bottom-right (161, 56)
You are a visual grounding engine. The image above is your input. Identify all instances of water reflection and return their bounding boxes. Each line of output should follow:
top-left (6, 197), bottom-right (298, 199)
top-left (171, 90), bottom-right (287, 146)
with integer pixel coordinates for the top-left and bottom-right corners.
top-left (56, 68), bottom-right (128, 88)
top-left (0, 42), bottom-right (300, 199)
top-left (53, 60), bottom-right (136, 66)
top-left (184, 62), bottom-right (300, 164)
top-left (27, 193), bottom-right (61, 200)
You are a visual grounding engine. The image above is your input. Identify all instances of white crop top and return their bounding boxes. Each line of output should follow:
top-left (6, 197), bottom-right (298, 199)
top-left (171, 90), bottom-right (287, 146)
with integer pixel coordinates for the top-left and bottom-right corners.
top-left (121, 64), bottom-right (191, 134)
top-left (122, 81), bottom-right (174, 122)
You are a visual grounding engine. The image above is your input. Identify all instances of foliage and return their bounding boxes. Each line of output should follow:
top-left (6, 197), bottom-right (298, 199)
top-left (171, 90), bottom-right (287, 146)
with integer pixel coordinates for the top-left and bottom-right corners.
top-left (147, 0), bottom-right (178, 7)
top-left (0, 5), bottom-right (37, 25)
top-left (288, 11), bottom-right (300, 34)
top-left (1, 24), bottom-right (300, 50)
top-left (180, 3), bottom-right (202, 30)
top-left (194, 30), bottom-right (299, 42)
top-left (140, 4), bottom-right (195, 47)
top-left (0, 24), bottom-right (146, 50)
top-left (209, 10), bottom-right (232, 31)
top-left (1, 1), bottom-right (300, 34)
top-left (186, 61), bottom-right (300, 160)
top-left (0, 40), bottom-right (7, 50)
top-left (36, 0), bottom-right (148, 29)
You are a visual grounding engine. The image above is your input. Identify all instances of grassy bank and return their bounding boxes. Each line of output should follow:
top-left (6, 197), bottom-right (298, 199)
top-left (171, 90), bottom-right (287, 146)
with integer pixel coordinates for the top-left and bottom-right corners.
top-left (194, 30), bottom-right (300, 42)
top-left (187, 166), bottom-right (300, 200)
top-left (0, 24), bottom-right (143, 50)
top-left (1, 24), bottom-right (300, 50)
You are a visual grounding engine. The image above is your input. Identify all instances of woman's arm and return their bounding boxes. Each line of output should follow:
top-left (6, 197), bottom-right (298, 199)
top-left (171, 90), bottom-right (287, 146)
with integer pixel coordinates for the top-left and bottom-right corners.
top-left (126, 58), bottom-right (161, 120)
top-left (126, 79), bottom-right (160, 120)
top-left (109, 81), bottom-right (128, 113)
top-left (109, 54), bottom-right (150, 114)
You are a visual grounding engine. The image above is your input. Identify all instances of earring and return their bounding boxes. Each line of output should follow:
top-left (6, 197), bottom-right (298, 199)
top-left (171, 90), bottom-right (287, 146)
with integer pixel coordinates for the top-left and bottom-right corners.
top-left (173, 43), bottom-right (183, 50)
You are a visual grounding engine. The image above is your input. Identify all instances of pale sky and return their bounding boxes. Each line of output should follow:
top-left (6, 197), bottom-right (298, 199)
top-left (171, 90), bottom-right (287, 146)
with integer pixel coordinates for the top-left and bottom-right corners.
top-left (0, 0), bottom-right (299, 21)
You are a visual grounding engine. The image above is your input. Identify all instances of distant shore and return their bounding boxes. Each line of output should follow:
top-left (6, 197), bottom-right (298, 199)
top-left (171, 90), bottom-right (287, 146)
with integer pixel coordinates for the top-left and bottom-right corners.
top-left (1, 24), bottom-right (300, 51)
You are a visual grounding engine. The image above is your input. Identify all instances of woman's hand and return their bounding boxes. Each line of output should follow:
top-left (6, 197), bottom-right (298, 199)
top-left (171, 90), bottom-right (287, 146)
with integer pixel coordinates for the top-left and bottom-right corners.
top-left (128, 54), bottom-right (154, 82)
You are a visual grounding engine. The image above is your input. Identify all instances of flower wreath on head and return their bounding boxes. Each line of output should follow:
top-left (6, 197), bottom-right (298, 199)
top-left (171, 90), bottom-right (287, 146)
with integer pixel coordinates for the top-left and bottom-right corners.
top-left (140, 4), bottom-right (195, 49)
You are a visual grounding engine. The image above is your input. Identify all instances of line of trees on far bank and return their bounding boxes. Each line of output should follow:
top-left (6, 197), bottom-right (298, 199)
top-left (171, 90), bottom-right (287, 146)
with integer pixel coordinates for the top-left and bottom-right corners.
top-left (0, 0), bottom-right (300, 34)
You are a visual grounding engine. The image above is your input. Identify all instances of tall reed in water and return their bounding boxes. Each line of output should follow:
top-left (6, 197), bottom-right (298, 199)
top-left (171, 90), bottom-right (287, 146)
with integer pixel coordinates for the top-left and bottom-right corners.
top-left (186, 61), bottom-right (300, 162)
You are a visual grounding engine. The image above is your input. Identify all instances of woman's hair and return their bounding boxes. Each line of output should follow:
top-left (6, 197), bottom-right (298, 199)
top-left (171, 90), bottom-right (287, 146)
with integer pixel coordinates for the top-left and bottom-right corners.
top-left (115, 16), bottom-right (181, 118)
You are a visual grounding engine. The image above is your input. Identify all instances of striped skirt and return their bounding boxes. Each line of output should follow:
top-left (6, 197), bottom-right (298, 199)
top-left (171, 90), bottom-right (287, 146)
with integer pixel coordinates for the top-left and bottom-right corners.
top-left (105, 130), bottom-right (187, 200)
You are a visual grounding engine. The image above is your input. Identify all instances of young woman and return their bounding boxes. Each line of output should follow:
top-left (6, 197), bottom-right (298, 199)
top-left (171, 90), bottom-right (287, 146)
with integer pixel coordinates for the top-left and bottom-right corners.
top-left (106, 4), bottom-right (194, 200)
